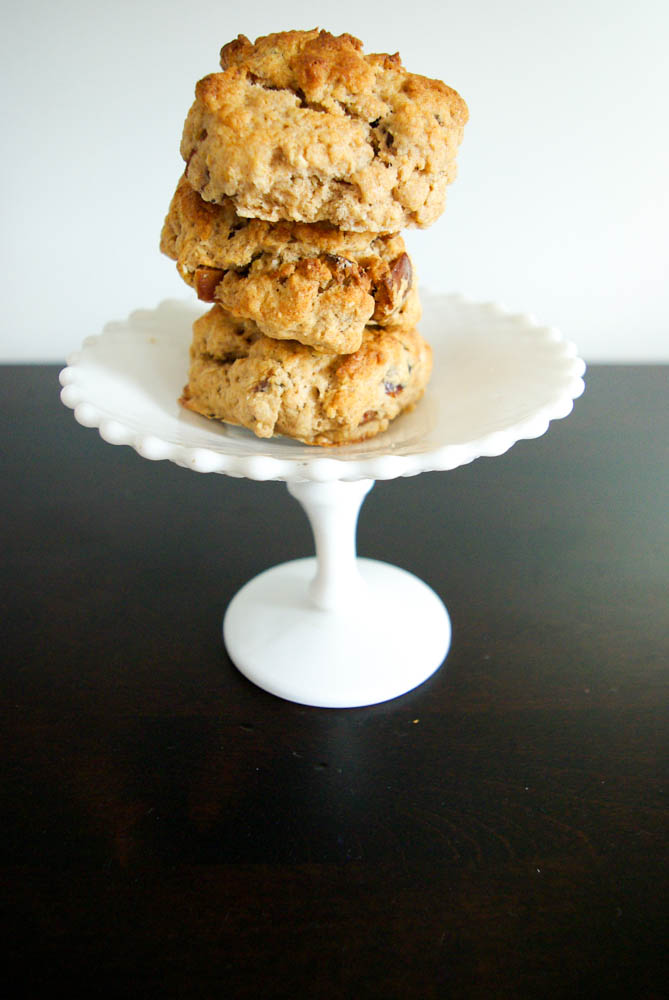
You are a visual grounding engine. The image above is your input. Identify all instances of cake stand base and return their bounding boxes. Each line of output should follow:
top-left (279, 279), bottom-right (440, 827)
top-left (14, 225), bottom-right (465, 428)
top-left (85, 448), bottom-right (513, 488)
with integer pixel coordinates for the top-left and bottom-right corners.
top-left (223, 557), bottom-right (451, 708)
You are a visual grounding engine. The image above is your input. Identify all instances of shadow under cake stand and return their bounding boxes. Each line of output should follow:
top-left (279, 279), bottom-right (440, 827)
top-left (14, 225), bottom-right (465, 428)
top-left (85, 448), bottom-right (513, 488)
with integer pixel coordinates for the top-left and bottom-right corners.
top-left (59, 293), bottom-right (585, 708)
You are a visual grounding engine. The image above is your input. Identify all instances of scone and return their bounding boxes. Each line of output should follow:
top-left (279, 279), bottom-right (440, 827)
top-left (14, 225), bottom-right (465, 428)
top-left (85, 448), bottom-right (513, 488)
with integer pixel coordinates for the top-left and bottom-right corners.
top-left (161, 175), bottom-right (418, 354)
top-left (180, 304), bottom-right (432, 445)
top-left (181, 29), bottom-right (468, 232)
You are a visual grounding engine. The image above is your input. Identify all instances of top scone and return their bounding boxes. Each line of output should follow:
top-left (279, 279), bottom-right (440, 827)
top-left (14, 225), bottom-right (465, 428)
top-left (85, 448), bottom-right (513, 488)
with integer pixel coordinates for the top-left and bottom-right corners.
top-left (181, 29), bottom-right (468, 232)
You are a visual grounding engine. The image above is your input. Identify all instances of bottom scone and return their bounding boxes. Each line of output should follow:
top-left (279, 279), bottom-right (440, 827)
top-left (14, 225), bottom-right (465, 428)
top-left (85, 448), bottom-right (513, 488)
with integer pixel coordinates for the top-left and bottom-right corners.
top-left (180, 305), bottom-right (432, 445)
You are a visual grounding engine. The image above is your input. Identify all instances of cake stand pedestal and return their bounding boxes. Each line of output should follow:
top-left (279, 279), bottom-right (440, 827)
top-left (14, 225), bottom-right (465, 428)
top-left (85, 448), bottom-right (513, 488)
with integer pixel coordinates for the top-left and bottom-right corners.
top-left (59, 293), bottom-right (585, 708)
top-left (224, 478), bottom-right (451, 706)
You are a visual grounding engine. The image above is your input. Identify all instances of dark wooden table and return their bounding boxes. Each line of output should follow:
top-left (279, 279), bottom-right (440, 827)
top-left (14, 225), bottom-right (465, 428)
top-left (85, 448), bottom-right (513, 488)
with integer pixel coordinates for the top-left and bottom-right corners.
top-left (2, 365), bottom-right (667, 998)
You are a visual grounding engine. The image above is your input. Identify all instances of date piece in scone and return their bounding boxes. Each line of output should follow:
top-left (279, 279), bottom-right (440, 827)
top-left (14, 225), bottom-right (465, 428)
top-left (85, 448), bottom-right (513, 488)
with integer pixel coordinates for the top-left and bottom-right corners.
top-left (181, 29), bottom-right (468, 232)
top-left (180, 304), bottom-right (433, 446)
top-left (160, 175), bottom-right (417, 354)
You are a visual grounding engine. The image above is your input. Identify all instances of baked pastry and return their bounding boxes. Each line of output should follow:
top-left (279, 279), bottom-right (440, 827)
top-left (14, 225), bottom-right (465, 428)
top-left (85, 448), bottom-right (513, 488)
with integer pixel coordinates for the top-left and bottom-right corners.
top-left (180, 304), bottom-right (432, 445)
top-left (160, 175), bottom-right (418, 354)
top-left (180, 29), bottom-right (468, 232)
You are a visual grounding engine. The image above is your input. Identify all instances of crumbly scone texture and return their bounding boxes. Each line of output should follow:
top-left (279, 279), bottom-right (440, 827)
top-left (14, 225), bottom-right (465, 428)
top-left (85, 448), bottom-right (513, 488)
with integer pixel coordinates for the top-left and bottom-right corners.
top-left (160, 175), bottom-right (417, 354)
top-left (180, 28), bottom-right (468, 232)
top-left (180, 304), bottom-right (432, 445)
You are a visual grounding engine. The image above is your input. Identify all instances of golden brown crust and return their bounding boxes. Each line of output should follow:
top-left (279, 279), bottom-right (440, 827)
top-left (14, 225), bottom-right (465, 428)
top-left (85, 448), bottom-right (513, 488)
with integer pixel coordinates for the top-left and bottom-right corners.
top-left (181, 29), bottom-right (468, 231)
top-left (160, 175), bottom-right (417, 353)
top-left (180, 304), bottom-right (432, 445)
top-left (217, 30), bottom-right (457, 114)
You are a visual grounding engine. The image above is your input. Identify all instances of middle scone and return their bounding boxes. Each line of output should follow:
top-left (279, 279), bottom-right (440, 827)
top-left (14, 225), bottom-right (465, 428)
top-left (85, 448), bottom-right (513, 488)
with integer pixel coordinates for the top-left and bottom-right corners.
top-left (160, 175), bottom-right (419, 355)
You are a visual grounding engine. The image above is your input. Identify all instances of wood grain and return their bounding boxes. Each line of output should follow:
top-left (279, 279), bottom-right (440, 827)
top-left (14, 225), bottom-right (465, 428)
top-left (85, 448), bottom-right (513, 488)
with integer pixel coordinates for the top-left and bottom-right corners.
top-left (2, 366), bottom-right (667, 997)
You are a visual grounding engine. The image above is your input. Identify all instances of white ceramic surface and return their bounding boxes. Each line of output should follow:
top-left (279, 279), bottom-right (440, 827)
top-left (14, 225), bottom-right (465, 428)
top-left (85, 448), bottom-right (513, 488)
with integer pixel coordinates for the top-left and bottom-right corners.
top-left (59, 294), bottom-right (585, 708)
top-left (59, 294), bottom-right (586, 483)
top-left (229, 478), bottom-right (450, 707)
top-left (224, 556), bottom-right (451, 709)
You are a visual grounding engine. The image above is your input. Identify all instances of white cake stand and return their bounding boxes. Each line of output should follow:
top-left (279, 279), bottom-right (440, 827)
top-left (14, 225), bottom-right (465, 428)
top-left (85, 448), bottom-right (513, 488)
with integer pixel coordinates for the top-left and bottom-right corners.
top-left (59, 293), bottom-right (585, 708)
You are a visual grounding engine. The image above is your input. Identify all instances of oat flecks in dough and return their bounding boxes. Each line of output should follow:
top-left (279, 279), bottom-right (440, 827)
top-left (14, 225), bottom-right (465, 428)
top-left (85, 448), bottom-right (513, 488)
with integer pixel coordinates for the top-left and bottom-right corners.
top-left (181, 28), bottom-right (468, 232)
top-left (180, 304), bottom-right (432, 446)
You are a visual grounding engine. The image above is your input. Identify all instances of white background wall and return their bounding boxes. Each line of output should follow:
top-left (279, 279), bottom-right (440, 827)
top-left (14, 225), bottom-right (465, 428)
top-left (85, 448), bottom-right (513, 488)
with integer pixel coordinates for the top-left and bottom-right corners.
top-left (2, 0), bottom-right (667, 361)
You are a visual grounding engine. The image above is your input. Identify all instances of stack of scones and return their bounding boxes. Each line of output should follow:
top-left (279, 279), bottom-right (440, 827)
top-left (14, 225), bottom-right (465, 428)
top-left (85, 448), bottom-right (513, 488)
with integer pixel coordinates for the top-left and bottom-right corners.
top-left (161, 29), bottom-right (467, 446)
